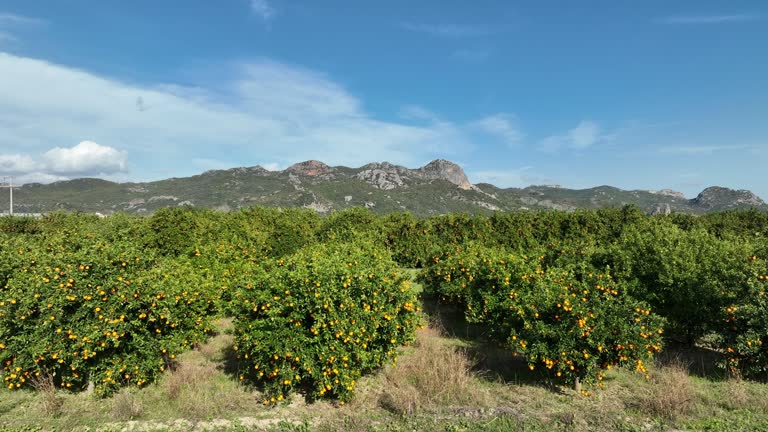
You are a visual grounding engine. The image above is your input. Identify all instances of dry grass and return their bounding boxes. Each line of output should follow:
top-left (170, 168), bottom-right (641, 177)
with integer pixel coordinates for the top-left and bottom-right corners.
top-left (724, 377), bottom-right (750, 410)
top-left (634, 360), bottom-right (696, 420)
top-left (198, 318), bottom-right (235, 362)
top-left (158, 353), bottom-right (254, 419)
top-left (30, 373), bottom-right (64, 417)
top-left (111, 390), bottom-right (144, 421)
top-left (162, 360), bottom-right (213, 401)
top-left (376, 325), bottom-right (488, 416)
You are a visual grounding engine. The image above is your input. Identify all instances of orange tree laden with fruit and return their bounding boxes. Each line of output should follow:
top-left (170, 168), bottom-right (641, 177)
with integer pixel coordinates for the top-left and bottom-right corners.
top-left (0, 233), bottom-right (215, 395)
top-left (421, 243), bottom-right (665, 392)
top-left (231, 241), bottom-right (421, 403)
top-left (721, 255), bottom-right (768, 380)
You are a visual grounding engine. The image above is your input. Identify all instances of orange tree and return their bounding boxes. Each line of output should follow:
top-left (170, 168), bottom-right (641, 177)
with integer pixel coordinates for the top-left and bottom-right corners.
top-left (0, 231), bottom-right (215, 395)
top-left (421, 243), bottom-right (664, 392)
top-left (721, 254), bottom-right (768, 380)
top-left (604, 222), bottom-right (754, 343)
top-left (231, 241), bottom-right (420, 403)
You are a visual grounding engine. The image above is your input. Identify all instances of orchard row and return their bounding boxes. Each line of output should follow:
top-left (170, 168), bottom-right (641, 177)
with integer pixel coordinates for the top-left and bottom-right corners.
top-left (1, 206), bottom-right (766, 399)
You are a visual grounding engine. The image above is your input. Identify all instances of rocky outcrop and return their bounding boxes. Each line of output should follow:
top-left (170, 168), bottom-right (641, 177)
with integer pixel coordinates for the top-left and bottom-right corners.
top-left (147, 195), bottom-right (179, 203)
top-left (649, 189), bottom-right (685, 199)
top-left (355, 162), bottom-right (409, 190)
top-left (203, 166), bottom-right (269, 177)
top-left (354, 160), bottom-right (474, 191)
top-left (690, 186), bottom-right (766, 210)
top-left (417, 159), bottom-right (473, 190)
top-left (286, 160), bottom-right (334, 178)
top-left (652, 203), bottom-right (672, 215)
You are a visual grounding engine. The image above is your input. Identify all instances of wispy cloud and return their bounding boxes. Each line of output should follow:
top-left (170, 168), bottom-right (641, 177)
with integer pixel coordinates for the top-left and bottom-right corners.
top-left (250, 0), bottom-right (276, 21)
top-left (399, 105), bottom-right (443, 123)
top-left (655, 14), bottom-right (759, 24)
top-left (0, 12), bottom-right (46, 45)
top-left (470, 167), bottom-right (552, 189)
top-left (472, 114), bottom-right (523, 147)
top-left (401, 22), bottom-right (495, 37)
top-left (539, 120), bottom-right (606, 153)
top-left (0, 31), bottom-right (16, 43)
top-left (658, 144), bottom-right (757, 155)
top-left (0, 12), bottom-right (46, 26)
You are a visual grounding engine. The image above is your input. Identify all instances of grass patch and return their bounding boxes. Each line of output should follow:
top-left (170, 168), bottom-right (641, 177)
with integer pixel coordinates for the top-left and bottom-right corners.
top-left (376, 326), bottom-right (487, 415)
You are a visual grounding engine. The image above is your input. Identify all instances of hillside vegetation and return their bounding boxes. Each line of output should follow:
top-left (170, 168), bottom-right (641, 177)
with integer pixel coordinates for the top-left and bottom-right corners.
top-left (2, 160), bottom-right (766, 216)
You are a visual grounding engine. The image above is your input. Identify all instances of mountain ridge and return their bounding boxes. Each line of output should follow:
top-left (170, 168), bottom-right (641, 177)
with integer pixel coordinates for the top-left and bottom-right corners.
top-left (2, 159), bottom-right (766, 216)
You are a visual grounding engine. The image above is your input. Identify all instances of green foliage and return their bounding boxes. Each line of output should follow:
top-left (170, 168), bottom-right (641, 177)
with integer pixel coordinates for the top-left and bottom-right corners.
top-left (605, 222), bottom-right (754, 342)
top-left (316, 207), bottom-right (384, 244)
top-left (0, 216), bottom-right (41, 235)
top-left (699, 209), bottom-right (768, 239)
top-left (384, 213), bottom-right (494, 268)
top-left (720, 255), bottom-right (768, 380)
top-left (421, 243), bottom-right (665, 390)
top-left (381, 212), bottom-right (432, 267)
top-left (236, 207), bottom-right (320, 258)
top-left (0, 234), bottom-right (215, 395)
top-left (231, 241), bottom-right (420, 403)
top-left (3, 205), bottom-right (768, 398)
top-left (144, 207), bottom-right (203, 257)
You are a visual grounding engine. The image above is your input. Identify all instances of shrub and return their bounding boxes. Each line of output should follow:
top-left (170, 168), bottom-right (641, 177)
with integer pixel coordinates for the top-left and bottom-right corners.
top-left (143, 207), bottom-right (202, 257)
top-left (231, 241), bottom-right (421, 403)
top-left (720, 255), bottom-right (768, 380)
top-left (0, 216), bottom-right (41, 235)
top-left (316, 207), bottom-right (384, 244)
top-left (421, 243), bottom-right (665, 391)
top-left (0, 239), bottom-right (215, 395)
top-left (606, 222), bottom-right (754, 343)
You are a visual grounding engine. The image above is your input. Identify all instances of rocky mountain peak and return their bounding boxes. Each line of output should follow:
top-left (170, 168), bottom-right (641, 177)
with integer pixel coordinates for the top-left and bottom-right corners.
top-left (648, 189), bottom-right (686, 199)
top-left (691, 186), bottom-right (766, 210)
top-left (360, 162), bottom-right (399, 171)
top-left (286, 160), bottom-right (334, 177)
top-left (355, 162), bottom-right (411, 190)
top-left (418, 159), bottom-right (473, 190)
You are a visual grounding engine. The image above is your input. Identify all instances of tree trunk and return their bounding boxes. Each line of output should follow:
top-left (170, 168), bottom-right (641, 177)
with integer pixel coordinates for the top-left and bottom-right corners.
top-left (574, 376), bottom-right (582, 394)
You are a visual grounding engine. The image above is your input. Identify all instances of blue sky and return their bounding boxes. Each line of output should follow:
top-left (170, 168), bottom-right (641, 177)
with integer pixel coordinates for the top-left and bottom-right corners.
top-left (0, 0), bottom-right (766, 199)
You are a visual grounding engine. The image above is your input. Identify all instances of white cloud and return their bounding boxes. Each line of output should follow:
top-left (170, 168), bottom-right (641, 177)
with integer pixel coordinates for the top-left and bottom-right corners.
top-left (42, 141), bottom-right (127, 175)
top-left (262, 162), bottom-right (282, 171)
top-left (655, 14), bottom-right (759, 24)
top-left (12, 172), bottom-right (70, 185)
top-left (539, 120), bottom-right (605, 153)
top-left (568, 121), bottom-right (600, 149)
top-left (0, 154), bottom-right (38, 174)
top-left (0, 52), bottom-right (491, 183)
top-left (470, 166), bottom-right (551, 188)
top-left (0, 13), bottom-right (45, 26)
top-left (1, 142), bottom-right (128, 182)
top-left (250, 0), bottom-right (276, 21)
top-left (473, 114), bottom-right (523, 147)
top-left (401, 22), bottom-right (495, 37)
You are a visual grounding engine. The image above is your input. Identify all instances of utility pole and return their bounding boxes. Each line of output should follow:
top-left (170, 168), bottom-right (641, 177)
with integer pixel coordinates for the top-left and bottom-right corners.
top-left (1, 176), bottom-right (15, 216)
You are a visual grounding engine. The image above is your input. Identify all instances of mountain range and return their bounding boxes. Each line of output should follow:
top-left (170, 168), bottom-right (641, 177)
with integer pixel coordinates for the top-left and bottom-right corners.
top-left (1, 159), bottom-right (765, 216)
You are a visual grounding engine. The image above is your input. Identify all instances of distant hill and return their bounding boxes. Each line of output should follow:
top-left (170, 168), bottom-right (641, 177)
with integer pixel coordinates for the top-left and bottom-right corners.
top-left (1, 159), bottom-right (766, 216)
